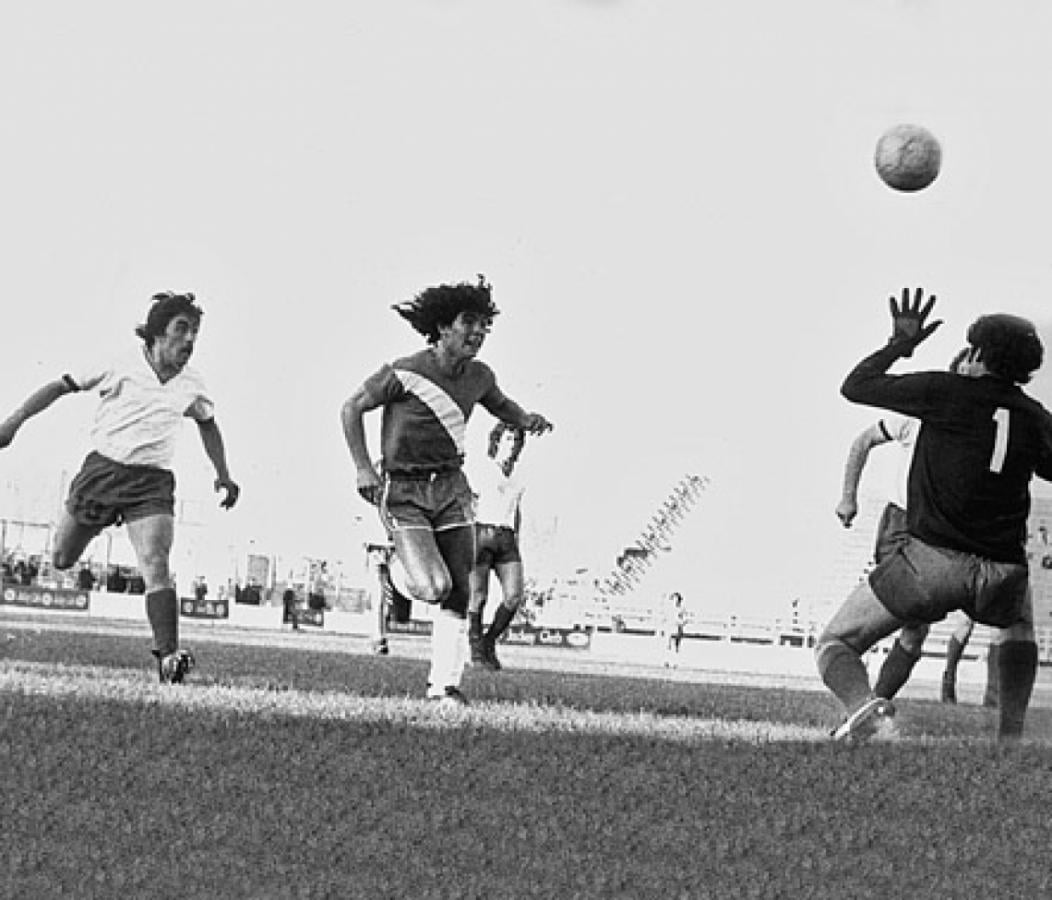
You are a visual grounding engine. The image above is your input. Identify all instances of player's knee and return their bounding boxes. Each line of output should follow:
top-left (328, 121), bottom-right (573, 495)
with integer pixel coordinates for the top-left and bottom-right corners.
top-left (898, 624), bottom-right (929, 655)
top-left (412, 575), bottom-right (451, 606)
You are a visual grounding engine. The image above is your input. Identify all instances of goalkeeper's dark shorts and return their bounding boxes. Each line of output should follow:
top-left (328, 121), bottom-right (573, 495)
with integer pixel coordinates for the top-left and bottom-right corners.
top-left (869, 534), bottom-right (1030, 629)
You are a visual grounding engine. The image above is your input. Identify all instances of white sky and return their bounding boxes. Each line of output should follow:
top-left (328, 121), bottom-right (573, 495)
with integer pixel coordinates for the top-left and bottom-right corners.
top-left (3, 1), bottom-right (1052, 612)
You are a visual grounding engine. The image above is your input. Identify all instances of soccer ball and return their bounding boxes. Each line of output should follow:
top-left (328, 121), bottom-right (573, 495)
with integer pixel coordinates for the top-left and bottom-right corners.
top-left (874, 124), bottom-right (942, 192)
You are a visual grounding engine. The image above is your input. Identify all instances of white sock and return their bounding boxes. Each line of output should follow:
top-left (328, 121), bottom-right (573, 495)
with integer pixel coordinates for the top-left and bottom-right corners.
top-left (427, 610), bottom-right (467, 695)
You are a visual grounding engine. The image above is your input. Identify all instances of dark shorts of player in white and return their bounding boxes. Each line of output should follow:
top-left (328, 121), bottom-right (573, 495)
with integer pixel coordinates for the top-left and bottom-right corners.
top-left (66, 451), bottom-right (176, 528)
top-left (874, 502), bottom-right (908, 564)
top-left (379, 468), bottom-right (474, 534)
top-left (869, 533), bottom-right (1030, 628)
top-left (475, 523), bottom-right (521, 566)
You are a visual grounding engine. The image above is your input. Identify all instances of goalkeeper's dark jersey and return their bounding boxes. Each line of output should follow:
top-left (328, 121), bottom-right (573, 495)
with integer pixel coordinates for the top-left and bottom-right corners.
top-left (842, 343), bottom-right (1052, 564)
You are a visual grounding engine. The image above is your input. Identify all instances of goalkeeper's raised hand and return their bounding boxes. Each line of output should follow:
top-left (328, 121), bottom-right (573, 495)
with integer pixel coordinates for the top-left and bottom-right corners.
top-left (888, 287), bottom-right (943, 357)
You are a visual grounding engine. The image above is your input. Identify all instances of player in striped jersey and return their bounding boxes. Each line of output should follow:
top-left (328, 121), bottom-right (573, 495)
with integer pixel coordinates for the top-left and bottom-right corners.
top-left (817, 289), bottom-right (1052, 741)
top-left (340, 276), bottom-right (552, 705)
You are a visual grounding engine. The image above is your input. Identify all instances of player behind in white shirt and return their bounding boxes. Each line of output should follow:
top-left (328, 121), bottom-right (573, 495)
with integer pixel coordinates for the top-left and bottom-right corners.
top-left (467, 422), bottom-right (529, 671)
top-left (0, 292), bottom-right (240, 683)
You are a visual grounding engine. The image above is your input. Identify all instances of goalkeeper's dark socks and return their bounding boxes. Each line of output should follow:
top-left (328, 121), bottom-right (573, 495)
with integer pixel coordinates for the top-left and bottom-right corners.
top-left (146, 587), bottom-right (179, 658)
top-left (873, 638), bottom-right (921, 700)
top-left (997, 640), bottom-right (1038, 740)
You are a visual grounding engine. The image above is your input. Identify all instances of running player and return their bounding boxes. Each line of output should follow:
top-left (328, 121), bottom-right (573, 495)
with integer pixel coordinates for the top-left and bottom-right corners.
top-left (467, 422), bottom-right (529, 671)
top-left (0, 292), bottom-right (240, 683)
top-left (340, 275), bottom-right (552, 705)
top-left (817, 288), bottom-right (1052, 741)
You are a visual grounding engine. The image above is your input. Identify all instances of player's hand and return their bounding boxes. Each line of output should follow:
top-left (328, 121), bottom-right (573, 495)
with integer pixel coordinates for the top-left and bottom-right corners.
top-left (888, 287), bottom-right (942, 357)
top-left (357, 469), bottom-right (382, 506)
top-left (215, 476), bottom-right (240, 509)
top-left (835, 498), bottom-right (858, 528)
top-left (523, 413), bottom-right (553, 435)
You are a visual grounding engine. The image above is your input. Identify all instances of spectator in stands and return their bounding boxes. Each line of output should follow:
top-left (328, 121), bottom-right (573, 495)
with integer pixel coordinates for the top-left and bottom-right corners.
top-left (77, 565), bottom-right (96, 591)
top-left (467, 422), bottom-right (530, 672)
top-left (282, 587), bottom-right (300, 630)
top-left (106, 565), bottom-right (127, 593)
top-left (340, 275), bottom-right (552, 705)
top-left (240, 578), bottom-right (261, 606)
top-left (655, 591), bottom-right (687, 667)
top-left (818, 290), bottom-right (1051, 742)
top-left (0, 291), bottom-right (240, 684)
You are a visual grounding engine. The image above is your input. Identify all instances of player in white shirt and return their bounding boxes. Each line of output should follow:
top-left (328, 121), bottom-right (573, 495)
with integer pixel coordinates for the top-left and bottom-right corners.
top-left (467, 423), bottom-right (529, 671)
top-left (0, 292), bottom-right (240, 683)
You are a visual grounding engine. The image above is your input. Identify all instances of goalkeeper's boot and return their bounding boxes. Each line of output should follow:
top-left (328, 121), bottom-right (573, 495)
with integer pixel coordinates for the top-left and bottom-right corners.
top-left (832, 697), bottom-right (896, 744)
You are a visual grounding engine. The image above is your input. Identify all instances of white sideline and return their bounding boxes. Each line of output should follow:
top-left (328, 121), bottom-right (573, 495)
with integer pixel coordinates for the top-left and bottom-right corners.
top-left (0, 658), bottom-right (834, 744)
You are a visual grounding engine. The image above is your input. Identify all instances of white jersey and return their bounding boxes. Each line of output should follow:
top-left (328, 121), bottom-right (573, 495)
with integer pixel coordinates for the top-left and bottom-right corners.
top-left (879, 414), bottom-right (918, 510)
top-left (469, 457), bottom-right (526, 529)
top-left (68, 348), bottom-right (214, 469)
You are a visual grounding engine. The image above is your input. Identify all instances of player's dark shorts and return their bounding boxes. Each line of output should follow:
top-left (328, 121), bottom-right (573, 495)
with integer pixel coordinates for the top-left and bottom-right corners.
top-left (869, 533), bottom-right (1030, 628)
top-left (66, 451), bottom-right (176, 528)
top-left (873, 502), bottom-right (908, 564)
top-left (380, 468), bottom-right (474, 534)
top-left (475, 523), bottom-right (521, 566)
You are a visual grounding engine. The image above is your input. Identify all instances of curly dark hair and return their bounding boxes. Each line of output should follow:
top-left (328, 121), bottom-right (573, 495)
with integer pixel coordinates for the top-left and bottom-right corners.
top-left (135, 292), bottom-right (203, 347)
top-left (392, 275), bottom-right (499, 344)
top-left (966, 313), bottom-right (1044, 384)
top-left (488, 422), bottom-right (525, 463)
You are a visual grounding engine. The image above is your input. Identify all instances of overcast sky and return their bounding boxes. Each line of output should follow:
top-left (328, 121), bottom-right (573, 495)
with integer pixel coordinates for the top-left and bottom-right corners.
top-left (3, 1), bottom-right (1052, 612)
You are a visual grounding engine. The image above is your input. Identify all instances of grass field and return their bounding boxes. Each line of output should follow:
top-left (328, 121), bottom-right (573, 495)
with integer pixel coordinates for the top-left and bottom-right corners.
top-left (3, 616), bottom-right (1052, 899)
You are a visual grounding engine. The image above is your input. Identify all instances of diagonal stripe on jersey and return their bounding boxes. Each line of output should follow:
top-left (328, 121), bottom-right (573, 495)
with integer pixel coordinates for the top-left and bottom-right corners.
top-left (393, 369), bottom-right (467, 455)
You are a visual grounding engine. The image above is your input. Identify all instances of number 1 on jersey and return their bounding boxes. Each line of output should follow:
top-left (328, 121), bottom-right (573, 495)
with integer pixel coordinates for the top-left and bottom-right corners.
top-left (990, 407), bottom-right (1010, 473)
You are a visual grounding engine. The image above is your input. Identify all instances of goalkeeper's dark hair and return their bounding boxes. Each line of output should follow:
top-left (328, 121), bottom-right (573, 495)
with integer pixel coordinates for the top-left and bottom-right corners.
top-left (392, 275), bottom-right (499, 344)
top-left (966, 314), bottom-right (1044, 384)
top-left (487, 422), bottom-right (526, 463)
top-left (135, 292), bottom-right (203, 347)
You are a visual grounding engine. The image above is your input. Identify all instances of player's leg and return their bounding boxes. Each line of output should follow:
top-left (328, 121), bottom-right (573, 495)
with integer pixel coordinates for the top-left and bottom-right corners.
top-left (429, 522), bottom-right (476, 700)
top-left (991, 585), bottom-right (1036, 740)
top-left (869, 503), bottom-right (923, 700)
top-left (51, 512), bottom-right (103, 572)
top-left (981, 623), bottom-right (999, 708)
top-left (390, 527), bottom-right (453, 607)
top-left (873, 622), bottom-right (929, 700)
top-left (125, 513), bottom-right (190, 683)
top-left (480, 558), bottom-right (524, 671)
top-left (468, 551), bottom-right (492, 667)
top-left (370, 553), bottom-right (391, 655)
top-left (941, 609), bottom-right (975, 703)
top-left (815, 579), bottom-right (903, 735)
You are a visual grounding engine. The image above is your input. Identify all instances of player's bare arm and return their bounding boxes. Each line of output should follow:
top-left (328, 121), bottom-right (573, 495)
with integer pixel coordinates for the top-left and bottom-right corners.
top-left (836, 424), bottom-right (889, 527)
top-left (340, 386), bottom-right (383, 505)
top-left (481, 391), bottom-right (553, 436)
top-left (0, 378), bottom-right (76, 448)
top-left (196, 418), bottom-right (240, 509)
